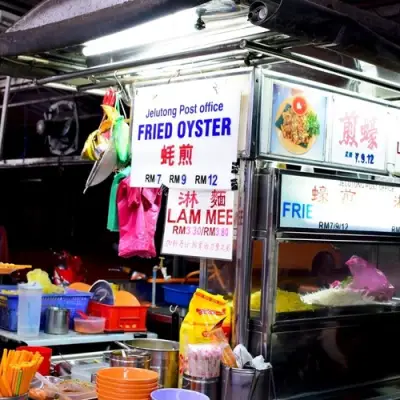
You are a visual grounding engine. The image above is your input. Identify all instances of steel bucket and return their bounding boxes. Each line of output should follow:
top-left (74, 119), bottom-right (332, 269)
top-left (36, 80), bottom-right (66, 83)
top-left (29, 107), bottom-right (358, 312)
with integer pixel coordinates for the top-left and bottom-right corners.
top-left (221, 365), bottom-right (272, 400)
top-left (182, 374), bottom-right (219, 400)
top-left (126, 339), bottom-right (179, 388)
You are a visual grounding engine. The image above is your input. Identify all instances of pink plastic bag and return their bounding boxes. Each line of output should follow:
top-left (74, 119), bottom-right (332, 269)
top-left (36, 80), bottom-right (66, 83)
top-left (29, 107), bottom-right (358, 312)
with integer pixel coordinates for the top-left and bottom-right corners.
top-left (117, 178), bottom-right (162, 258)
top-left (346, 256), bottom-right (395, 301)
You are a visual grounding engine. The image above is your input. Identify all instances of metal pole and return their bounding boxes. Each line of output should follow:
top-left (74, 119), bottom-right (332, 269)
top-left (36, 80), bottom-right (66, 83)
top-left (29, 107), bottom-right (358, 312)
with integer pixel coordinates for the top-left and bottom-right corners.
top-left (199, 259), bottom-right (208, 290)
top-left (0, 76), bottom-right (11, 159)
top-left (233, 160), bottom-right (256, 347)
top-left (0, 93), bottom-right (87, 109)
top-left (259, 168), bottom-right (278, 359)
top-left (241, 39), bottom-right (400, 96)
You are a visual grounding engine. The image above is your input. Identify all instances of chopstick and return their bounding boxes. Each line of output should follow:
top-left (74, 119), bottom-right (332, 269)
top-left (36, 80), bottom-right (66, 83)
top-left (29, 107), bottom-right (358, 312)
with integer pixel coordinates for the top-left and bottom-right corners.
top-left (0, 350), bottom-right (43, 396)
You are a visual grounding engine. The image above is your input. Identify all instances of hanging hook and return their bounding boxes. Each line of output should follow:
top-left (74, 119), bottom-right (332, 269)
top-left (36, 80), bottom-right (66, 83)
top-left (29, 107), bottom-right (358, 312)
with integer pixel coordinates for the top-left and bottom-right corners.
top-left (170, 305), bottom-right (178, 314)
top-left (114, 71), bottom-right (131, 106)
top-left (213, 82), bottom-right (219, 94)
top-left (167, 70), bottom-right (181, 85)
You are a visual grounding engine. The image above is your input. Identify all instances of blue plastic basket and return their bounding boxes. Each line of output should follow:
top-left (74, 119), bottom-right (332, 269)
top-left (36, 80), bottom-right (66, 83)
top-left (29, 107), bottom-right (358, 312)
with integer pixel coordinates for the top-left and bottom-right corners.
top-left (0, 285), bottom-right (93, 332)
top-left (163, 285), bottom-right (198, 308)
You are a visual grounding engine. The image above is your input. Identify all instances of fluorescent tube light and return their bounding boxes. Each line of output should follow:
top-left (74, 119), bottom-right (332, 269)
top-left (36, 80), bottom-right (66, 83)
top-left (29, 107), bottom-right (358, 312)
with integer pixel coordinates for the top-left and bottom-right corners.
top-left (82, 8), bottom-right (198, 57)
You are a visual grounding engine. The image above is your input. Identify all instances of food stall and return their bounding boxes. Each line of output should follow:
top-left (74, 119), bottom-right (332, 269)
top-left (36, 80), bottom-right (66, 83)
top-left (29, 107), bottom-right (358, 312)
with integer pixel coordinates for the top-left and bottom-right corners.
top-left (1, 3), bottom-right (400, 399)
top-left (2, 71), bottom-right (400, 400)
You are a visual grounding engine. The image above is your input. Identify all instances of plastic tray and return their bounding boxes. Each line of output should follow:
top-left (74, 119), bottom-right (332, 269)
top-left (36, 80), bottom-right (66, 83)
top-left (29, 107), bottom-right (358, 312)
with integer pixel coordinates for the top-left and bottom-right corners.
top-left (0, 285), bottom-right (93, 331)
top-left (71, 362), bottom-right (109, 382)
top-left (163, 285), bottom-right (198, 307)
top-left (87, 300), bottom-right (148, 332)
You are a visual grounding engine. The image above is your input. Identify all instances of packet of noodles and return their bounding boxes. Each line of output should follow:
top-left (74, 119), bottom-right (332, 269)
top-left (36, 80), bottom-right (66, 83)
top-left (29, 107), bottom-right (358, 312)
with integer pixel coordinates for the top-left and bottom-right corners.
top-left (179, 289), bottom-right (229, 386)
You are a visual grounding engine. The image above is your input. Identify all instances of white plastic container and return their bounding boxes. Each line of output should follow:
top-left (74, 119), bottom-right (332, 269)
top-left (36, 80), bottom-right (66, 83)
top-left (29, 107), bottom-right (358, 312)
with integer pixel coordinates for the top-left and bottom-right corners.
top-left (17, 283), bottom-right (43, 337)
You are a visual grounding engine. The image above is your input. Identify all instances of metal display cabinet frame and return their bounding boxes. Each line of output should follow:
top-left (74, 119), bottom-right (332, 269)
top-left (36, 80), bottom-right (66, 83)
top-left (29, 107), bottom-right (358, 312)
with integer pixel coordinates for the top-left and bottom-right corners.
top-left (247, 167), bottom-right (400, 399)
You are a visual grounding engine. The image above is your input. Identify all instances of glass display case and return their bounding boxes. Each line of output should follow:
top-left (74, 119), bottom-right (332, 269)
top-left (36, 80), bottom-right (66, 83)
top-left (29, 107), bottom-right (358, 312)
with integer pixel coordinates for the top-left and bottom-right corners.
top-left (248, 167), bottom-right (400, 399)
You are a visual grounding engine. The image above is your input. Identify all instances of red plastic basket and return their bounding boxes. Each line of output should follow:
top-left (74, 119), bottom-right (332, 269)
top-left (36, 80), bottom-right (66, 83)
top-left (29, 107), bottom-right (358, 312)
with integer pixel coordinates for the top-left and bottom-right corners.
top-left (87, 301), bottom-right (148, 332)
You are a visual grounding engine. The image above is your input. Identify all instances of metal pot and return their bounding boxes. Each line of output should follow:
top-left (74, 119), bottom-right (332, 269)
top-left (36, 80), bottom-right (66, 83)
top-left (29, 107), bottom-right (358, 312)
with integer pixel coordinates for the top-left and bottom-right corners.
top-left (183, 374), bottom-right (220, 400)
top-left (126, 339), bottom-right (179, 388)
top-left (109, 349), bottom-right (151, 369)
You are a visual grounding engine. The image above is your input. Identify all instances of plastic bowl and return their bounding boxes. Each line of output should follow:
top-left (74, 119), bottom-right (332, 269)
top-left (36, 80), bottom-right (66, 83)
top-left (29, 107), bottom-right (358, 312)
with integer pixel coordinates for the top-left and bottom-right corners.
top-left (74, 316), bottom-right (105, 334)
top-left (98, 396), bottom-right (149, 400)
top-left (151, 389), bottom-right (210, 400)
top-left (96, 379), bottom-right (158, 389)
top-left (97, 386), bottom-right (157, 397)
top-left (97, 380), bottom-right (158, 390)
top-left (96, 378), bottom-right (158, 391)
top-left (97, 367), bottom-right (158, 383)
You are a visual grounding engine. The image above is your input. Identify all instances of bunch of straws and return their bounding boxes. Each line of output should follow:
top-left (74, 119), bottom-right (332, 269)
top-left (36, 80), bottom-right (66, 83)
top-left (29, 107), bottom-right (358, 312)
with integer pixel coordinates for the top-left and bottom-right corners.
top-left (0, 349), bottom-right (43, 397)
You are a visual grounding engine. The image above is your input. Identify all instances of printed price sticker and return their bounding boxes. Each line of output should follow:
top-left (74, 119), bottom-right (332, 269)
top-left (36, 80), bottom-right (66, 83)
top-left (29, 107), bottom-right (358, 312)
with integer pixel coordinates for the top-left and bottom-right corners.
top-left (162, 189), bottom-right (235, 260)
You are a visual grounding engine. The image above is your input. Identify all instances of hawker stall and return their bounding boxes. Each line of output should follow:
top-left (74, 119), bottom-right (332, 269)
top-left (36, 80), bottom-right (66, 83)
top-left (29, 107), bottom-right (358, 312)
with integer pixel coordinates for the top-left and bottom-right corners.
top-left (0, 1), bottom-right (400, 399)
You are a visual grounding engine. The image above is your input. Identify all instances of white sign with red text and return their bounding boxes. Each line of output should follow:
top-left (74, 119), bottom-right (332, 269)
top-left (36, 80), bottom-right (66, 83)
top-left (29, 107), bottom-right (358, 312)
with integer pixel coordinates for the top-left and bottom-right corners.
top-left (329, 94), bottom-right (388, 171)
top-left (280, 173), bottom-right (400, 233)
top-left (162, 189), bottom-right (234, 260)
top-left (130, 79), bottom-right (241, 190)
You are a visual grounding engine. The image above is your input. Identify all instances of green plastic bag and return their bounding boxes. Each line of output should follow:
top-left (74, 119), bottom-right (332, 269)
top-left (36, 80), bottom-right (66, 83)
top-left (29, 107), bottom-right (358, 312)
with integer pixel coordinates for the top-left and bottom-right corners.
top-left (113, 97), bottom-right (131, 165)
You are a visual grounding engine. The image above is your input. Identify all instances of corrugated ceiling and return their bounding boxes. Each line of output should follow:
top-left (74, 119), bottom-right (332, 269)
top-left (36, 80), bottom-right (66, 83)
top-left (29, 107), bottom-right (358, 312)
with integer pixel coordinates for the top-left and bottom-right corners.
top-left (0, 0), bottom-right (40, 16)
top-left (0, 0), bottom-right (41, 31)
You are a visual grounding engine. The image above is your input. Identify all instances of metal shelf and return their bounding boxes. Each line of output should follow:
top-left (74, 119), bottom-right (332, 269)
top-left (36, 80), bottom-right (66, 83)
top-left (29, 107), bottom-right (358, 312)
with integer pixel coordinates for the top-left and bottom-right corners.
top-left (0, 329), bottom-right (157, 346)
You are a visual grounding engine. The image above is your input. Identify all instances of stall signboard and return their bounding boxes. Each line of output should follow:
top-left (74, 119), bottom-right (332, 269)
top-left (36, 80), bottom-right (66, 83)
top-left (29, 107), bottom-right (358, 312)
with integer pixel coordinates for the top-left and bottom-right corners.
top-left (162, 188), bottom-right (234, 260)
top-left (268, 82), bottom-right (328, 161)
top-left (329, 94), bottom-right (388, 171)
top-left (280, 173), bottom-right (400, 233)
top-left (130, 79), bottom-right (241, 190)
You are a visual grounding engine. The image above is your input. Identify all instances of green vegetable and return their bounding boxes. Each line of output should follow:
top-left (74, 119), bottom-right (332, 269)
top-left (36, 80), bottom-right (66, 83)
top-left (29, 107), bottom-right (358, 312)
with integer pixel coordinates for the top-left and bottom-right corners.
top-left (341, 276), bottom-right (353, 288)
top-left (305, 111), bottom-right (320, 136)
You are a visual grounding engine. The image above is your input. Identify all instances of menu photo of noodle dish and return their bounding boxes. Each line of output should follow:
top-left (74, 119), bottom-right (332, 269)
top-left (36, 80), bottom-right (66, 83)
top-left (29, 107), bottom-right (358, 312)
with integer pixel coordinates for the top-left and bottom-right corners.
top-left (270, 82), bottom-right (327, 161)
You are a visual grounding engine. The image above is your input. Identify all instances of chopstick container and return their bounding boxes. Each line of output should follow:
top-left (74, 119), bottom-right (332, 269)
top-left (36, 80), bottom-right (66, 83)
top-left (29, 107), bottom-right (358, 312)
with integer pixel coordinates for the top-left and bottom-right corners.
top-left (220, 365), bottom-right (273, 400)
top-left (44, 307), bottom-right (69, 335)
top-left (16, 347), bottom-right (52, 376)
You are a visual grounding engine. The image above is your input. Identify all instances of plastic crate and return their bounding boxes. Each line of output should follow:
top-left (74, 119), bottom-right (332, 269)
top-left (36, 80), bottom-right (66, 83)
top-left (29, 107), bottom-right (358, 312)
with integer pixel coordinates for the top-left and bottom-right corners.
top-left (0, 285), bottom-right (93, 332)
top-left (163, 285), bottom-right (198, 308)
top-left (87, 300), bottom-right (148, 332)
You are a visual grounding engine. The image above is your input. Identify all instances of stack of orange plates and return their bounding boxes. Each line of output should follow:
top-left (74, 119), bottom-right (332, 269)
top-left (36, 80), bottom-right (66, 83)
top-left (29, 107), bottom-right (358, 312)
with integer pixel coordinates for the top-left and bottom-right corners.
top-left (96, 367), bottom-right (159, 400)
